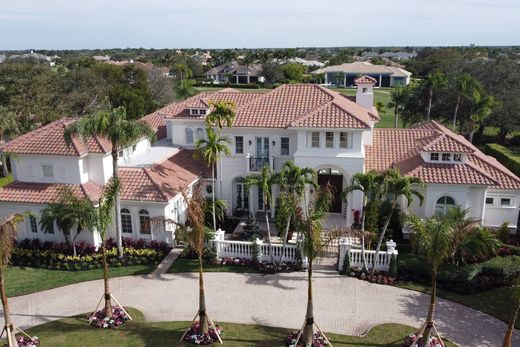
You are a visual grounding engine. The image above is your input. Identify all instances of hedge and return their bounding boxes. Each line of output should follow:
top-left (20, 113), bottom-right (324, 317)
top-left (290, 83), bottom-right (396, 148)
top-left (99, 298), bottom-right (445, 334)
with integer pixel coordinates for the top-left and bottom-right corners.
top-left (482, 143), bottom-right (520, 177)
top-left (194, 83), bottom-right (263, 89)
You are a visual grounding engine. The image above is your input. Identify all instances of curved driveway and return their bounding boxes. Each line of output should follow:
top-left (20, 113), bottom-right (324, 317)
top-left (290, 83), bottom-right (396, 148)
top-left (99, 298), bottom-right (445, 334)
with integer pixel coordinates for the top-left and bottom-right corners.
top-left (3, 270), bottom-right (519, 347)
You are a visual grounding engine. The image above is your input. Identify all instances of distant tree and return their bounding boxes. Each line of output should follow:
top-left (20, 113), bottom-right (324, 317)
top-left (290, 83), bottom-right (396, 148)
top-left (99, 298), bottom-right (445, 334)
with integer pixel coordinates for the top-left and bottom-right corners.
top-left (281, 63), bottom-right (306, 82)
top-left (451, 74), bottom-right (479, 131)
top-left (424, 71), bottom-right (447, 121)
top-left (375, 101), bottom-right (386, 115)
top-left (260, 61), bottom-right (284, 84)
top-left (388, 86), bottom-right (409, 128)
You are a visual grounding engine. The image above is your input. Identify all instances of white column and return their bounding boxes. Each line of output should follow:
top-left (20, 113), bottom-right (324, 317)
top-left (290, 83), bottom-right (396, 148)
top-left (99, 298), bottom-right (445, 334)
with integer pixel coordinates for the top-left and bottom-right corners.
top-left (324, 73), bottom-right (328, 84)
top-left (379, 74), bottom-right (382, 87)
top-left (343, 73), bottom-right (347, 87)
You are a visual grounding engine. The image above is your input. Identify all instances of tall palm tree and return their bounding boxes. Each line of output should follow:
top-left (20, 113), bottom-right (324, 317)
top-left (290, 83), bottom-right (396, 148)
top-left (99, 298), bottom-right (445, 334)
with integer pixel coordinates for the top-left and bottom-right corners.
top-left (276, 161), bottom-right (317, 205)
top-left (64, 106), bottom-right (156, 258)
top-left (388, 86), bottom-right (408, 128)
top-left (503, 278), bottom-right (520, 347)
top-left (40, 187), bottom-right (96, 256)
top-left (443, 207), bottom-right (480, 265)
top-left (468, 91), bottom-right (499, 143)
top-left (371, 169), bottom-right (424, 272)
top-left (0, 213), bottom-right (24, 347)
top-left (195, 127), bottom-right (231, 232)
top-left (343, 170), bottom-right (385, 272)
top-left (0, 107), bottom-right (20, 177)
top-left (246, 165), bottom-right (277, 263)
top-left (424, 71), bottom-right (447, 121)
top-left (407, 214), bottom-right (454, 345)
top-left (92, 177), bottom-right (120, 318)
top-left (451, 74), bottom-right (477, 131)
top-left (295, 186), bottom-right (340, 346)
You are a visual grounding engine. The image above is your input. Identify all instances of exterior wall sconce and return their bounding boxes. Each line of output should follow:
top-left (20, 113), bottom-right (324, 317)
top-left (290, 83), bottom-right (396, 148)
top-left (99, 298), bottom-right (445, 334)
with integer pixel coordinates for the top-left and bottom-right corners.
top-left (272, 140), bottom-right (276, 146)
top-left (248, 139), bottom-right (252, 146)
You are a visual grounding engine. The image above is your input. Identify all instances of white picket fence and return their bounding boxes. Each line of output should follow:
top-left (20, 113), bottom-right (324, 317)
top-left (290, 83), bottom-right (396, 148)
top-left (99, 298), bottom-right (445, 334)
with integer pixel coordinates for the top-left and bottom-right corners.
top-left (338, 238), bottom-right (398, 272)
top-left (210, 229), bottom-right (301, 264)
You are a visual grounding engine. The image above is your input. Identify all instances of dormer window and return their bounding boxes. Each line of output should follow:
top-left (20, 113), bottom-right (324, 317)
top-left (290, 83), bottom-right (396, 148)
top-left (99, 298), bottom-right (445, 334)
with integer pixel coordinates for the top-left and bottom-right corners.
top-left (430, 153), bottom-right (439, 161)
top-left (189, 108), bottom-right (207, 116)
top-left (191, 109), bottom-right (199, 115)
top-left (442, 153), bottom-right (451, 161)
top-left (199, 109), bottom-right (206, 115)
top-left (453, 153), bottom-right (462, 162)
top-left (429, 152), bottom-right (463, 163)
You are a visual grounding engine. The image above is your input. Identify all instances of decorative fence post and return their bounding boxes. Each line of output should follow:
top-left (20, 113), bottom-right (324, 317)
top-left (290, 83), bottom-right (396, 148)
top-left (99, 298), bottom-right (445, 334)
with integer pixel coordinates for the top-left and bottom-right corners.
top-left (254, 238), bottom-right (263, 262)
top-left (212, 228), bottom-right (226, 258)
top-left (338, 237), bottom-right (352, 272)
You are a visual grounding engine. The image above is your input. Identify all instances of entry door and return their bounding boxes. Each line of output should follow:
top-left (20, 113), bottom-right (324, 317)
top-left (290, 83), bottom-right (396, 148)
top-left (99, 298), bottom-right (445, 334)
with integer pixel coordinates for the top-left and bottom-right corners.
top-left (318, 174), bottom-right (343, 213)
top-left (255, 137), bottom-right (270, 158)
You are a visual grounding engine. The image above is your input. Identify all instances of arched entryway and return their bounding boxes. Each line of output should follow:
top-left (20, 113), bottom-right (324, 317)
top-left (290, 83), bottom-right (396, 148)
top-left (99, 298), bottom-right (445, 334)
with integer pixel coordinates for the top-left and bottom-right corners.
top-left (232, 176), bottom-right (250, 216)
top-left (317, 168), bottom-right (344, 213)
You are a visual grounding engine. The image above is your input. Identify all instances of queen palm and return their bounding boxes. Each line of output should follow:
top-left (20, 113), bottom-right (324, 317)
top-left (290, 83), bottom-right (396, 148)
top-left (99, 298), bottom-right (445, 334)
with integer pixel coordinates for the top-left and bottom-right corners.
top-left (64, 106), bottom-right (156, 258)
top-left (371, 169), bottom-right (424, 272)
top-left (407, 214), bottom-right (454, 346)
top-left (195, 126), bottom-right (231, 232)
top-left (424, 71), bottom-right (447, 121)
top-left (40, 187), bottom-right (97, 256)
top-left (451, 74), bottom-right (478, 131)
top-left (468, 91), bottom-right (499, 143)
top-left (388, 86), bottom-right (408, 128)
top-left (91, 177), bottom-right (120, 318)
top-left (246, 165), bottom-right (277, 263)
top-left (343, 170), bottom-right (384, 272)
top-left (0, 107), bottom-right (20, 177)
top-left (0, 213), bottom-right (23, 346)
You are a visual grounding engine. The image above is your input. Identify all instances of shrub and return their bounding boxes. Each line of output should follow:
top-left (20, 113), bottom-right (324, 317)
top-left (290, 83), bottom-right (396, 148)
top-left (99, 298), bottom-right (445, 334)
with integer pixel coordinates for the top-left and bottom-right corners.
top-left (251, 240), bottom-right (259, 262)
top-left (340, 253), bottom-right (350, 275)
top-left (388, 254), bottom-right (398, 278)
top-left (483, 143), bottom-right (520, 177)
top-left (480, 256), bottom-right (520, 278)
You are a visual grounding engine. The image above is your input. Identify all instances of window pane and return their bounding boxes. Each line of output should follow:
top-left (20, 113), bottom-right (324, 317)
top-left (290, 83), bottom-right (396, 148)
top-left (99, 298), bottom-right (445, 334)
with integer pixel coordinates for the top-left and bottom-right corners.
top-left (196, 128), bottom-right (205, 141)
top-left (186, 128), bottom-right (194, 144)
top-left (485, 197), bottom-right (494, 205)
top-left (235, 136), bottom-right (243, 154)
top-left (139, 210), bottom-right (151, 234)
top-left (339, 132), bottom-right (350, 148)
top-left (42, 165), bottom-right (54, 178)
top-left (281, 137), bottom-right (289, 155)
top-left (501, 198), bottom-right (512, 206)
top-left (325, 132), bottom-right (334, 148)
top-left (121, 209), bottom-right (133, 233)
top-left (442, 153), bottom-right (451, 161)
top-left (430, 153), bottom-right (439, 161)
top-left (311, 132), bottom-right (320, 148)
top-left (30, 216), bottom-right (38, 233)
top-left (453, 153), bottom-right (462, 162)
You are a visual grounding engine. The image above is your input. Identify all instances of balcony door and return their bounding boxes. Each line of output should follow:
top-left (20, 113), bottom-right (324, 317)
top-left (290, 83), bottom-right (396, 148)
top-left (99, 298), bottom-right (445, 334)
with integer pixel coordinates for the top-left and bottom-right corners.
top-left (255, 137), bottom-right (270, 158)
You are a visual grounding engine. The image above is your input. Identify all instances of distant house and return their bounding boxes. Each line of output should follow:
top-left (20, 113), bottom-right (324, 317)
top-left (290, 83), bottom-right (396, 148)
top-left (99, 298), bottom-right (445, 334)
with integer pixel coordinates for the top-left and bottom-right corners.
top-left (7, 50), bottom-right (57, 66)
top-left (93, 55), bottom-right (111, 62)
top-left (104, 59), bottom-right (171, 77)
top-left (312, 61), bottom-right (412, 87)
top-left (206, 61), bottom-right (264, 84)
top-left (362, 51), bottom-right (417, 61)
top-left (273, 57), bottom-right (325, 68)
top-left (0, 55), bottom-right (5, 63)
top-left (191, 51), bottom-right (212, 66)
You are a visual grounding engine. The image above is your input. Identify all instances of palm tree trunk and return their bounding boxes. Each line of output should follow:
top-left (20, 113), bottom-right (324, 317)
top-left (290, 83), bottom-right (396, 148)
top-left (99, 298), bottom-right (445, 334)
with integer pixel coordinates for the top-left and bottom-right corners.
top-left (469, 128), bottom-right (476, 144)
top-left (423, 267), bottom-right (438, 343)
top-left (452, 96), bottom-right (461, 131)
top-left (198, 254), bottom-right (209, 334)
top-left (302, 260), bottom-right (314, 346)
top-left (101, 244), bottom-right (113, 317)
top-left (112, 149), bottom-right (123, 259)
top-left (360, 197), bottom-right (368, 272)
top-left (0, 272), bottom-right (17, 346)
top-left (211, 165), bottom-right (216, 232)
top-left (394, 105), bottom-right (399, 129)
top-left (72, 225), bottom-right (82, 257)
top-left (1, 153), bottom-right (8, 178)
top-left (371, 202), bottom-right (395, 272)
top-left (278, 215), bottom-right (291, 266)
top-left (503, 300), bottom-right (520, 347)
top-left (426, 88), bottom-right (433, 121)
top-left (264, 196), bottom-right (275, 264)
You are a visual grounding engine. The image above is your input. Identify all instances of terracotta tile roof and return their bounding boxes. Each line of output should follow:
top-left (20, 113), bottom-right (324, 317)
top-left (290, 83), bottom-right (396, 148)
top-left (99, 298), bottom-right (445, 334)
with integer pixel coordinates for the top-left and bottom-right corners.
top-left (0, 181), bottom-right (103, 204)
top-left (366, 121), bottom-right (520, 190)
top-left (119, 149), bottom-right (210, 202)
top-left (354, 75), bottom-right (378, 85)
top-left (0, 118), bottom-right (112, 156)
top-left (163, 84), bottom-right (377, 129)
top-left (141, 109), bottom-right (170, 140)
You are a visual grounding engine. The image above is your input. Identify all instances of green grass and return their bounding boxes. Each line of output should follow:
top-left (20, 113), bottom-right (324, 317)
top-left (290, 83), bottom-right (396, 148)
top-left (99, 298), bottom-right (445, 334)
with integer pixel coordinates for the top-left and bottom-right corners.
top-left (331, 87), bottom-right (398, 128)
top-left (195, 86), bottom-right (270, 93)
top-left (0, 175), bottom-right (13, 187)
top-left (168, 258), bottom-right (259, 273)
top-left (25, 308), bottom-right (456, 346)
top-left (398, 281), bottom-right (518, 328)
top-left (5, 265), bottom-right (155, 297)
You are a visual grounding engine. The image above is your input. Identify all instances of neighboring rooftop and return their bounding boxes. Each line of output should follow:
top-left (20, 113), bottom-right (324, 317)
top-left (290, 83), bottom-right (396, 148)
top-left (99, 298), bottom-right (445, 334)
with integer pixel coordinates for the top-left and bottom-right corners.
top-left (0, 181), bottom-right (103, 204)
top-left (206, 61), bottom-right (262, 76)
top-left (119, 138), bottom-right (180, 167)
top-left (312, 61), bottom-right (412, 77)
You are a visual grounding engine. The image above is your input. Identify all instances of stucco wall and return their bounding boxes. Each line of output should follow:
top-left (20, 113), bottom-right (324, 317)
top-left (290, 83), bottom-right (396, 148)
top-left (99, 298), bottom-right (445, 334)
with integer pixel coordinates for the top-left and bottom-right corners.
top-left (483, 189), bottom-right (520, 228)
top-left (12, 154), bottom-right (84, 185)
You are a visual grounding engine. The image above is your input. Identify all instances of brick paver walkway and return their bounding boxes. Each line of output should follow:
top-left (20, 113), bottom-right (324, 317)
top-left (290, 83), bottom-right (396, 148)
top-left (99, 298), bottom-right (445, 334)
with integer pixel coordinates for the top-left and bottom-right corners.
top-left (3, 269), bottom-right (518, 346)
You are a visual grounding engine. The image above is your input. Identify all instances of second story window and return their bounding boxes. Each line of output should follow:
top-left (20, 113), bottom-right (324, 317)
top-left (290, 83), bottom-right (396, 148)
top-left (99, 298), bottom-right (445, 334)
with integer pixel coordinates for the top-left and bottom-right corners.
top-left (339, 132), bottom-right (351, 149)
top-left (195, 128), bottom-right (205, 141)
top-left (453, 153), bottom-right (462, 162)
top-left (281, 137), bottom-right (290, 155)
top-left (430, 153), bottom-right (439, 161)
top-left (42, 165), bottom-right (54, 178)
top-left (311, 132), bottom-right (320, 148)
top-left (442, 153), bottom-right (451, 161)
top-left (235, 136), bottom-right (244, 154)
top-left (325, 132), bottom-right (334, 148)
top-left (185, 128), bottom-right (194, 145)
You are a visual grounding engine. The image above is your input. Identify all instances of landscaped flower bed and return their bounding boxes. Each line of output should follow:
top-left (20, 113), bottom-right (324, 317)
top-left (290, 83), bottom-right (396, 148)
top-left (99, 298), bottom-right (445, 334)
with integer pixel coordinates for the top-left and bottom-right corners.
top-left (346, 268), bottom-right (396, 286)
top-left (285, 331), bottom-right (329, 347)
top-left (403, 333), bottom-right (443, 347)
top-left (183, 321), bottom-right (223, 345)
top-left (5, 336), bottom-right (40, 347)
top-left (88, 306), bottom-right (130, 328)
top-left (12, 238), bottom-right (169, 271)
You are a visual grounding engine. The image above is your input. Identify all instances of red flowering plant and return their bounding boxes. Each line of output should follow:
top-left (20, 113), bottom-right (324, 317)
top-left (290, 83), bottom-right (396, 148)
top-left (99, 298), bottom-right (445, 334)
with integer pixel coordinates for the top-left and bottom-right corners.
top-left (285, 331), bottom-right (328, 347)
top-left (3, 336), bottom-right (40, 347)
top-left (184, 321), bottom-right (223, 345)
top-left (404, 333), bottom-right (444, 347)
top-left (88, 306), bottom-right (129, 328)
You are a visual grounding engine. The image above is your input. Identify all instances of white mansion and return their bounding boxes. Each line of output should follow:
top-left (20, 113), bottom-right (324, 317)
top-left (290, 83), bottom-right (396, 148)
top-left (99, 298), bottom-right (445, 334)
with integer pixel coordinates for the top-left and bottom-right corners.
top-left (1, 76), bottom-right (519, 245)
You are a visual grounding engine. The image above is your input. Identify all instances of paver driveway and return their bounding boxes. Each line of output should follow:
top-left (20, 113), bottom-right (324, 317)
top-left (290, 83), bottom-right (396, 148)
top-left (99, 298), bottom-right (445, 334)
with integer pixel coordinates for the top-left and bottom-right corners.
top-left (3, 269), bottom-right (519, 346)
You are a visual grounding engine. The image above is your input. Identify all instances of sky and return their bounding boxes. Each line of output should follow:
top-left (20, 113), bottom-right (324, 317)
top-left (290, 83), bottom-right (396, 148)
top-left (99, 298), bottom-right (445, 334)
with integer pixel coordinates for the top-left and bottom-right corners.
top-left (1, 0), bottom-right (520, 50)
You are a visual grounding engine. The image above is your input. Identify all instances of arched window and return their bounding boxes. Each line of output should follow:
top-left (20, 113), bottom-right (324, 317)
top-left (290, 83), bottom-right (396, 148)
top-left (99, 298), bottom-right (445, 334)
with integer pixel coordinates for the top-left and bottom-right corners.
top-left (195, 127), bottom-right (205, 141)
top-left (121, 208), bottom-right (133, 234)
top-left (139, 209), bottom-right (151, 234)
top-left (435, 196), bottom-right (456, 215)
top-left (185, 128), bottom-right (194, 145)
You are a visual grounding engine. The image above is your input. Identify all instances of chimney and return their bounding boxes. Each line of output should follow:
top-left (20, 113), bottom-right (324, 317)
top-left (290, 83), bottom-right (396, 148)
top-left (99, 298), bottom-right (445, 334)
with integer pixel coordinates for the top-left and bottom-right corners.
top-left (354, 75), bottom-right (377, 110)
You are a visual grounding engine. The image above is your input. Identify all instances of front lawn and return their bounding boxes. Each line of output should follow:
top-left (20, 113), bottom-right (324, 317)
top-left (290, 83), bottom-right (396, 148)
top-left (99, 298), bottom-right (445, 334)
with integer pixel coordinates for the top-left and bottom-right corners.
top-left (5, 265), bottom-right (155, 297)
top-left (168, 258), bottom-right (258, 273)
top-left (25, 308), bottom-right (456, 346)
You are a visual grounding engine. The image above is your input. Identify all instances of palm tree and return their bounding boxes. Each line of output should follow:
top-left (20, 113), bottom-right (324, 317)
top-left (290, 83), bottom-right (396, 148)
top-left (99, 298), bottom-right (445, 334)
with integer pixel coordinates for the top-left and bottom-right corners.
top-left (468, 91), bottom-right (499, 143)
top-left (388, 86), bottom-right (408, 128)
top-left (0, 107), bottom-right (19, 177)
top-left (503, 278), bottom-right (520, 347)
top-left (246, 165), bottom-right (277, 263)
top-left (0, 213), bottom-right (23, 346)
top-left (443, 207), bottom-right (480, 265)
top-left (343, 170), bottom-right (385, 272)
top-left (424, 72), bottom-right (447, 121)
top-left (178, 183), bottom-right (221, 341)
top-left (40, 187), bottom-right (96, 256)
top-left (295, 186), bottom-right (340, 346)
top-left (195, 127), bottom-right (231, 232)
top-left (371, 169), bottom-right (424, 272)
top-left (64, 106), bottom-right (156, 258)
top-left (407, 214), bottom-right (454, 345)
top-left (91, 177), bottom-right (120, 318)
top-left (276, 161), bottom-right (317, 203)
top-left (452, 74), bottom-right (477, 131)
